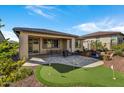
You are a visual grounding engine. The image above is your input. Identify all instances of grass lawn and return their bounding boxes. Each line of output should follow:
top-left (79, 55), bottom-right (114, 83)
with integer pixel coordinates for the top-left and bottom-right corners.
top-left (35, 64), bottom-right (124, 87)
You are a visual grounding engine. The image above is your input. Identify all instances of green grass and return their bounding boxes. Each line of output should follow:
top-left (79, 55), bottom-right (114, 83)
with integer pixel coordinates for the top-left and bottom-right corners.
top-left (35, 64), bottom-right (124, 87)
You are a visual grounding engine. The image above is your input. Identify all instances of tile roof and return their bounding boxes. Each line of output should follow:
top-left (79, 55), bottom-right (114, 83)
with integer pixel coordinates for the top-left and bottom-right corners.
top-left (13, 27), bottom-right (124, 39)
top-left (81, 31), bottom-right (124, 39)
top-left (13, 27), bottom-right (78, 37)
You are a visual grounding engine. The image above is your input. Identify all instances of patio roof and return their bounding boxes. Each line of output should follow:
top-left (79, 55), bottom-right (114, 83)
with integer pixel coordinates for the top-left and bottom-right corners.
top-left (13, 27), bottom-right (78, 38)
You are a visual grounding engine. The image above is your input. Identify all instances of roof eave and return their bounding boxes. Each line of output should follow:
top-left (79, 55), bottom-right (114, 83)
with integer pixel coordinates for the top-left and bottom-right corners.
top-left (13, 27), bottom-right (78, 38)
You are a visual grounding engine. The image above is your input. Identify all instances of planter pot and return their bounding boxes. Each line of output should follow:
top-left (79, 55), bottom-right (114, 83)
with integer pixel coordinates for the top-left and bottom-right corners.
top-left (86, 52), bottom-right (91, 57)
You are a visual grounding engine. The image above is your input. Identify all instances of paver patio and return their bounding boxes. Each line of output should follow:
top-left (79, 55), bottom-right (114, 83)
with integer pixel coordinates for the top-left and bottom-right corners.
top-left (23, 55), bottom-right (103, 67)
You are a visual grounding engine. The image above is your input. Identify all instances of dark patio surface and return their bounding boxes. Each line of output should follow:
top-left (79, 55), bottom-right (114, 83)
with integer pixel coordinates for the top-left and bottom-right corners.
top-left (29, 55), bottom-right (99, 67)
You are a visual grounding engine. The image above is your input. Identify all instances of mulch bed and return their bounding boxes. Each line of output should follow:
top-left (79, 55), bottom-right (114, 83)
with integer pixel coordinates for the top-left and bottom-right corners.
top-left (104, 56), bottom-right (124, 73)
top-left (10, 67), bottom-right (46, 87)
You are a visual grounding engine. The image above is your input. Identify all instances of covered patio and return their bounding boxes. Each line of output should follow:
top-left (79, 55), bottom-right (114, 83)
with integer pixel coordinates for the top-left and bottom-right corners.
top-left (28, 36), bottom-right (73, 57)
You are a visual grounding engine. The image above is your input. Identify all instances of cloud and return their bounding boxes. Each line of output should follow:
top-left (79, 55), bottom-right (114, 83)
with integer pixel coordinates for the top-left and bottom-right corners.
top-left (2, 31), bottom-right (18, 41)
top-left (25, 5), bottom-right (55, 19)
top-left (73, 23), bottom-right (99, 32)
top-left (73, 17), bottom-right (124, 33)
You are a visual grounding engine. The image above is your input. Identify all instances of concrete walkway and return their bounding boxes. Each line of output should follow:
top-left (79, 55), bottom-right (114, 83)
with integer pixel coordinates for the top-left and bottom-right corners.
top-left (23, 55), bottom-right (104, 68)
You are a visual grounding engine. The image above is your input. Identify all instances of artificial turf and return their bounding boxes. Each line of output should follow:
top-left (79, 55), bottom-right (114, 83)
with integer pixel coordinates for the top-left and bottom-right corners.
top-left (35, 64), bottom-right (124, 87)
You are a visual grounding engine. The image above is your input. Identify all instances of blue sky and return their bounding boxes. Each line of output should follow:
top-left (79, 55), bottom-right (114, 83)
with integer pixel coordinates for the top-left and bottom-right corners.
top-left (1, 5), bottom-right (124, 41)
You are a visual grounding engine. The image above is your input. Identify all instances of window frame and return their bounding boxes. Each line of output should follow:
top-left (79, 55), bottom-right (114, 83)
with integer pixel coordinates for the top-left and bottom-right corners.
top-left (43, 39), bottom-right (60, 49)
top-left (75, 39), bottom-right (81, 48)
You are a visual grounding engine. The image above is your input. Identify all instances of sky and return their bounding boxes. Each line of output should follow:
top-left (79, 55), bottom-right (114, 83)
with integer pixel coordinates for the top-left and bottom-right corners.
top-left (1, 5), bottom-right (124, 41)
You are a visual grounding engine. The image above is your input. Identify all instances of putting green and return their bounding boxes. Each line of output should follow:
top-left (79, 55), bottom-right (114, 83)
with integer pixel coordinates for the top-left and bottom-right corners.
top-left (35, 64), bottom-right (124, 87)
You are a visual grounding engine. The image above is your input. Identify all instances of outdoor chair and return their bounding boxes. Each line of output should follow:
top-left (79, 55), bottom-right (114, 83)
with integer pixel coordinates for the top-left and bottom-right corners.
top-left (103, 51), bottom-right (114, 61)
top-left (62, 50), bottom-right (69, 57)
top-left (108, 52), bottom-right (114, 60)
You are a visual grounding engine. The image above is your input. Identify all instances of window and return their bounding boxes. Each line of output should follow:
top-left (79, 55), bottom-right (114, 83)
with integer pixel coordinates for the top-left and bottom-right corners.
top-left (28, 38), bottom-right (40, 53)
top-left (111, 36), bottom-right (116, 41)
top-left (75, 40), bottom-right (81, 48)
top-left (111, 36), bottom-right (117, 45)
top-left (43, 39), bottom-right (60, 49)
top-left (118, 38), bottom-right (123, 44)
top-left (33, 39), bottom-right (39, 44)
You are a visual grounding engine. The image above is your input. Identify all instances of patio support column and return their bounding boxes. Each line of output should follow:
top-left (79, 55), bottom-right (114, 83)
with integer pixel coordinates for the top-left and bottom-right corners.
top-left (19, 32), bottom-right (28, 60)
top-left (67, 40), bottom-right (70, 52)
top-left (71, 38), bottom-right (75, 52)
top-left (40, 38), bottom-right (43, 54)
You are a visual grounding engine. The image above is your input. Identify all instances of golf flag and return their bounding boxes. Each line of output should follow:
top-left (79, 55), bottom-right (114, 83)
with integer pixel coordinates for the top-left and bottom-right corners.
top-left (111, 65), bottom-right (114, 70)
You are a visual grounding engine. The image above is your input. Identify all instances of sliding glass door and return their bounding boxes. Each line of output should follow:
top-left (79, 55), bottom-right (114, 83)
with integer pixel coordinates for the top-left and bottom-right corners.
top-left (28, 38), bottom-right (40, 54)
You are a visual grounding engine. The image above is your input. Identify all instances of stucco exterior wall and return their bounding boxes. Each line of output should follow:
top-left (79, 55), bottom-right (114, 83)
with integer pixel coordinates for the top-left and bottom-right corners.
top-left (83, 38), bottom-right (96, 50)
top-left (19, 32), bottom-right (28, 60)
top-left (71, 38), bottom-right (75, 52)
top-left (82, 35), bottom-right (123, 50)
top-left (83, 37), bottom-right (112, 50)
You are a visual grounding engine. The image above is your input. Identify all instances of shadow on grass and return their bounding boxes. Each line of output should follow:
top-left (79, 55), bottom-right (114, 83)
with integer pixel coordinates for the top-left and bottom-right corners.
top-left (43, 63), bottom-right (80, 73)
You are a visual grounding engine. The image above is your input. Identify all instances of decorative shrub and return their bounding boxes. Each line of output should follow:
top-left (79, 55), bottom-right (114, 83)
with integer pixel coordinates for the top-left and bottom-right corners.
top-left (91, 41), bottom-right (108, 52)
top-left (0, 67), bottom-right (33, 87)
top-left (112, 43), bottom-right (124, 56)
top-left (0, 39), bottom-right (33, 87)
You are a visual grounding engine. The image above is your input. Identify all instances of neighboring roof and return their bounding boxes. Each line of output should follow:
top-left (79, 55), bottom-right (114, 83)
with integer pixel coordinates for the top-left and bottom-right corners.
top-left (13, 27), bottom-right (78, 37)
top-left (0, 31), bottom-right (5, 42)
top-left (81, 31), bottom-right (124, 39)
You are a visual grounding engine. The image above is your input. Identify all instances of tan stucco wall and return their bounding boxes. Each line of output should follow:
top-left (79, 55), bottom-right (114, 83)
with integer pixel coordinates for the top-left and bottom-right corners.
top-left (82, 36), bottom-right (116, 50)
top-left (83, 37), bottom-right (111, 50)
top-left (83, 38), bottom-right (96, 50)
top-left (67, 40), bottom-right (71, 52)
top-left (99, 37), bottom-right (112, 49)
top-left (19, 32), bottom-right (28, 60)
top-left (71, 38), bottom-right (76, 52)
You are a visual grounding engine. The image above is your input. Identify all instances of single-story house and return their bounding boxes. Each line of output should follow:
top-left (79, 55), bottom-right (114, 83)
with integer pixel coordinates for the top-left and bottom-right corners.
top-left (82, 31), bottom-right (124, 50)
top-left (13, 27), bottom-right (124, 60)
top-left (13, 27), bottom-right (83, 59)
top-left (0, 31), bottom-right (5, 43)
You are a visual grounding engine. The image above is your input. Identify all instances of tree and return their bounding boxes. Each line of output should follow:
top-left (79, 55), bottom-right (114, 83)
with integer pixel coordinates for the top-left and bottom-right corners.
top-left (0, 19), bottom-right (5, 30)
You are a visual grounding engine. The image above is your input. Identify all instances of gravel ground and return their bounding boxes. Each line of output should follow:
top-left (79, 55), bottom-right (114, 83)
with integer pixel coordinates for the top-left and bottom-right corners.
top-left (10, 67), bottom-right (46, 87)
top-left (104, 56), bottom-right (124, 73)
top-left (10, 74), bottom-right (44, 87)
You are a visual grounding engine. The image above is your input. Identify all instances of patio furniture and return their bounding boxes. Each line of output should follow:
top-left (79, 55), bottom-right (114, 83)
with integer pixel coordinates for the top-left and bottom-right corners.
top-left (103, 51), bottom-right (114, 61)
top-left (91, 51), bottom-right (100, 59)
top-left (62, 50), bottom-right (69, 57)
top-left (74, 50), bottom-right (83, 55)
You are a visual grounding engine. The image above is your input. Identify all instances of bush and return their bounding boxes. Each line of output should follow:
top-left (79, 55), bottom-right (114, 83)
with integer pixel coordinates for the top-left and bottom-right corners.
top-left (19, 67), bottom-right (33, 79)
top-left (0, 67), bottom-right (33, 86)
top-left (112, 43), bottom-right (124, 56)
top-left (0, 39), bottom-right (33, 87)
